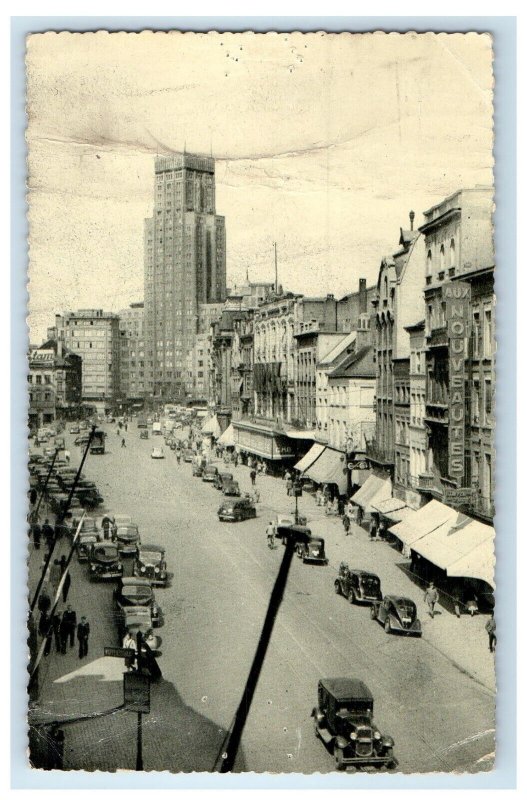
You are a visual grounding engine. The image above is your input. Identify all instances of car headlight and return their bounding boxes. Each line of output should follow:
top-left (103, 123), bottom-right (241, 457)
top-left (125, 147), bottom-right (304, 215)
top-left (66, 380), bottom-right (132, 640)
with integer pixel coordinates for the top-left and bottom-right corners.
top-left (154, 567), bottom-right (160, 574)
top-left (382, 736), bottom-right (394, 748)
top-left (90, 564), bottom-right (96, 571)
top-left (349, 732), bottom-right (357, 741)
top-left (374, 731), bottom-right (381, 740)
top-left (140, 566), bottom-right (146, 573)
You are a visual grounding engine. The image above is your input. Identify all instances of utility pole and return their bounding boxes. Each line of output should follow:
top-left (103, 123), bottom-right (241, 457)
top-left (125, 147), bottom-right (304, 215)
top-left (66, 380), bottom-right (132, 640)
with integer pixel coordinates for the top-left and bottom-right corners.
top-left (136, 631), bottom-right (144, 771)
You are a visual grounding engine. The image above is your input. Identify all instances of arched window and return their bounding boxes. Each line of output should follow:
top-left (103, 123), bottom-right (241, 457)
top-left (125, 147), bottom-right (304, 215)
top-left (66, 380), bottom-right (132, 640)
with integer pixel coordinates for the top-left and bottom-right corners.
top-left (450, 238), bottom-right (456, 267)
top-left (384, 276), bottom-right (388, 298)
top-left (440, 244), bottom-right (445, 270)
top-left (426, 249), bottom-right (432, 275)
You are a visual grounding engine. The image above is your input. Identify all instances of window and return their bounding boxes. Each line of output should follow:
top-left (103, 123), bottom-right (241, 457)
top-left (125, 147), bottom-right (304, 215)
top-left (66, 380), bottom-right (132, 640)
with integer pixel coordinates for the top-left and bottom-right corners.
top-left (472, 312), bottom-right (481, 357)
top-left (449, 238), bottom-right (456, 267)
top-left (484, 309), bottom-right (492, 357)
top-left (440, 244), bottom-right (445, 270)
top-left (36, 375), bottom-right (42, 385)
top-left (485, 380), bottom-right (493, 423)
top-left (472, 381), bottom-right (480, 423)
top-left (426, 249), bottom-right (432, 276)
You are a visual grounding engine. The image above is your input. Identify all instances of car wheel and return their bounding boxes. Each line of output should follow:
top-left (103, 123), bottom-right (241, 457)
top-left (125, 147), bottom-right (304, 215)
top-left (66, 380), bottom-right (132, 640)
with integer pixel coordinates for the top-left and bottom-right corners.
top-left (348, 589), bottom-right (356, 605)
top-left (384, 616), bottom-right (392, 634)
top-left (334, 747), bottom-right (346, 771)
top-left (334, 581), bottom-right (341, 595)
top-left (370, 604), bottom-right (377, 620)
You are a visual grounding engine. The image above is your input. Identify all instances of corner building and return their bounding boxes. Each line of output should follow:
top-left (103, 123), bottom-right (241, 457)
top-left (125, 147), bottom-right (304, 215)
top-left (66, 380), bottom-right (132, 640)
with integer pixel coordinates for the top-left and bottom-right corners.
top-left (144, 154), bottom-right (226, 402)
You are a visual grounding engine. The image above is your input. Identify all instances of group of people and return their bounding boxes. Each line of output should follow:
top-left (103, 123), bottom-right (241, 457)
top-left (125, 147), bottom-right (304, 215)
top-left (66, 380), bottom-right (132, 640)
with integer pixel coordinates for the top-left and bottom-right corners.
top-left (37, 589), bottom-right (90, 659)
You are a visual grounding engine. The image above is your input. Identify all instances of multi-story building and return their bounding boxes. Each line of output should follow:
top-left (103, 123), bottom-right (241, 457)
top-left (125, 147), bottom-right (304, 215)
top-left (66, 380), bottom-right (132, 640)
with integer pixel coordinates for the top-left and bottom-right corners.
top-left (28, 339), bottom-right (82, 428)
top-left (418, 186), bottom-right (494, 518)
top-left (316, 331), bottom-right (357, 439)
top-left (54, 309), bottom-right (120, 410)
top-left (393, 357), bottom-right (411, 490)
top-left (405, 320), bottom-right (428, 508)
top-left (144, 153), bottom-right (227, 403)
top-left (368, 213), bottom-right (426, 501)
top-left (118, 302), bottom-right (146, 406)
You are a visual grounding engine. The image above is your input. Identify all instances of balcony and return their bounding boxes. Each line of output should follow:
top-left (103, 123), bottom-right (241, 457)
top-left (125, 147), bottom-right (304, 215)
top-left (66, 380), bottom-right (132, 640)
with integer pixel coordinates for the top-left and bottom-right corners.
top-left (427, 328), bottom-right (448, 349)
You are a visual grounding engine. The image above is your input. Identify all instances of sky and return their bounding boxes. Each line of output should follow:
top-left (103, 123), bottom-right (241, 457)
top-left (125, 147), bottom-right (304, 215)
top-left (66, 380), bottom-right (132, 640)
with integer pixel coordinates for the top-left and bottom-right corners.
top-left (26, 31), bottom-right (494, 343)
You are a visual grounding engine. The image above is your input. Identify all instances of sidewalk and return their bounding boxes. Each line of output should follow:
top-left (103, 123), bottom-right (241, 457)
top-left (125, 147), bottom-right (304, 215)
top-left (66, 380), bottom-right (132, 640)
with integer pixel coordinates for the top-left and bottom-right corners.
top-left (231, 462), bottom-right (495, 693)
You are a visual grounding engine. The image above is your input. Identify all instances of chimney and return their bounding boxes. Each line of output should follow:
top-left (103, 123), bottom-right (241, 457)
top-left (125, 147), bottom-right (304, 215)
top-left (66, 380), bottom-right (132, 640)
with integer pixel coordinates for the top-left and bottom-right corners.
top-left (359, 278), bottom-right (367, 314)
top-left (355, 313), bottom-right (371, 350)
top-left (409, 210), bottom-right (415, 231)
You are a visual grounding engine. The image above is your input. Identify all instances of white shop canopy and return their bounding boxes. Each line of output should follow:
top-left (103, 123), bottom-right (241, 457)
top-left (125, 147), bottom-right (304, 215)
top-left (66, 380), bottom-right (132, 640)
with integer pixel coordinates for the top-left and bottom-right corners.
top-left (350, 474), bottom-right (392, 513)
top-left (389, 499), bottom-right (459, 550)
top-left (294, 443), bottom-right (326, 473)
top-left (217, 423), bottom-right (235, 447)
top-left (201, 415), bottom-right (221, 438)
top-left (413, 517), bottom-right (495, 589)
top-left (371, 497), bottom-right (416, 524)
top-left (304, 447), bottom-right (348, 494)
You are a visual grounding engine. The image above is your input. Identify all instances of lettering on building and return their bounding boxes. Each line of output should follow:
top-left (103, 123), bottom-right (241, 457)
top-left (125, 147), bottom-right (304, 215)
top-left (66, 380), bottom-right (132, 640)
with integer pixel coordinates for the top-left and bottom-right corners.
top-left (443, 282), bottom-right (471, 485)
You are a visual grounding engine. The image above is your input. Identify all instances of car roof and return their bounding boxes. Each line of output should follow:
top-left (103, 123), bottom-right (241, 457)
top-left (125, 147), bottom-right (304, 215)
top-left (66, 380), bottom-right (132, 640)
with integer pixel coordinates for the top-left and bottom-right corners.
top-left (385, 595), bottom-right (416, 604)
top-left (350, 569), bottom-right (380, 578)
top-left (120, 577), bottom-right (152, 587)
top-left (319, 678), bottom-right (374, 703)
top-left (138, 543), bottom-right (165, 552)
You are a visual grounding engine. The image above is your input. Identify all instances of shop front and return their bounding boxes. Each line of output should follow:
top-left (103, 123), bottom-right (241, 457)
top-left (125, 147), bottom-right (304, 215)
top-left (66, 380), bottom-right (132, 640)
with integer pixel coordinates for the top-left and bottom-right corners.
top-left (233, 420), bottom-right (297, 471)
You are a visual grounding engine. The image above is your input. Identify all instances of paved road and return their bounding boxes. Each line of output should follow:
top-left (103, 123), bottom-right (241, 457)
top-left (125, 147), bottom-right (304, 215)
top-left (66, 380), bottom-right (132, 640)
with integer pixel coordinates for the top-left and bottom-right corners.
top-left (51, 422), bottom-right (494, 774)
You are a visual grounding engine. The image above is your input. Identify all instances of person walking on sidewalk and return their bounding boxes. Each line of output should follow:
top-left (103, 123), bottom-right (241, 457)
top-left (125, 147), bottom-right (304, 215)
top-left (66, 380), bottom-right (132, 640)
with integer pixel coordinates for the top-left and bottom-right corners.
top-left (424, 582), bottom-right (439, 618)
top-left (51, 611), bottom-right (62, 652)
top-left (485, 613), bottom-right (496, 652)
top-left (77, 617), bottom-right (90, 659)
top-left (42, 519), bottom-right (55, 552)
top-left (286, 476), bottom-right (293, 497)
top-left (50, 559), bottom-right (62, 593)
top-left (62, 570), bottom-right (72, 603)
top-left (31, 522), bottom-right (41, 550)
top-left (250, 468), bottom-right (257, 487)
top-left (342, 514), bottom-right (351, 536)
top-left (266, 520), bottom-right (276, 549)
top-left (63, 605), bottom-right (77, 650)
top-left (369, 518), bottom-right (378, 541)
top-left (121, 437), bottom-right (126, 448)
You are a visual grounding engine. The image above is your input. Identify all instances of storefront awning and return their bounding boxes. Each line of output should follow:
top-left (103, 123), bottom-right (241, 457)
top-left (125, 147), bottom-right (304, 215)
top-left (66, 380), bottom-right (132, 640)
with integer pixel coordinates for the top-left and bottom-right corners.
top-left (201, 415), bottom-right (221, 437)
top-left (371, 497), bottom-right (415, 524)
top-left (218, 423), bottom-right (235, 447)
top-left (389, 499), bottom-right (459, 549)
top-left (294, 443), bottom-right (325, 473)
top-left (284, 429), bottom-right (318, 440)
top-left (304, 447), bottom-right (348, 494)
top-left (351, 474), bottom-right (392, 513)
top-left (412, 516), bottom-right (495, 588)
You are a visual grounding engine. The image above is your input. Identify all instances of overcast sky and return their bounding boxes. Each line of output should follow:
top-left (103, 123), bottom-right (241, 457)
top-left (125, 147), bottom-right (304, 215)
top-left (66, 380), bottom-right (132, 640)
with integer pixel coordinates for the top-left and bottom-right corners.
top-left (26, 31), bottom-right (493, 343)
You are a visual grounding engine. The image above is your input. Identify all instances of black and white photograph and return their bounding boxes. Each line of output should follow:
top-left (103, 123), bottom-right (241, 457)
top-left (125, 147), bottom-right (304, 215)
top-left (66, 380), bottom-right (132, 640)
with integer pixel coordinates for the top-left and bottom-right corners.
top-left (24, 29), bottom-right (496, 774)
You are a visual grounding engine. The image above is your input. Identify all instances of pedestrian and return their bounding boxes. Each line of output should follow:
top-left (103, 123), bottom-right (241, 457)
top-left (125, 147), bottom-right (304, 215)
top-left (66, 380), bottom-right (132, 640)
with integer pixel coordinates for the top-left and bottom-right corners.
top-left (59, 555), bottom-right (67, 576)
top-left (378, 521), bottom-right (386, 540)
top-left (315, 488), bottom-right (322, 506)
top-left (250, 468), bottom-right (257, 486)
top-left (485, 612), bottom-right (496, 652)
top-left (284, 470), bottom-right (291, 483)
top-left (38, 586), bottom-right (51, 615)
top-left (342, 514), bottom-right (351, 536)
top-left (62, 570), bottom-right (71, 603)
top-left (38, 610), bottom-right (49, 638)
top-left (63, 449), bottom-right (70, 464)
top-left (123, 631), bottom-right (136, 671)
top-left (50, 559), bottom-right (62, 592)
top-left (62, 605), bottom-right (77, 649)
top-left (32, 523), bottom-right (41, 550)
top-left (121, 437), bottom-right (126, 448)
top-left (261, 461), bottom-right (267, 476)
top-left (451, 585), bottom-right (462, 619)
top-left (176, 451), bottom-right (181, 465)
top-left (42, 519), bottom-right (55, 551)
top-left (266, 520), bottom-right (276, 548)
top-left (424, 582), bottom-right (439, 618)
top-left (59, 614), bottom-right (69, 654)
top-left (102, 515), bottom-right (111, 540)
top-left (77, 616), bottom-right (90, 659)
top-left (51, 611), bottom-right (62, 651)
top-left (357, 506), bottom-right (364, 527)
top-left (233, 453), bottom-right (239, 468)
top-left (286, 477), bottom-right (293, 497)
top-left (369, 518), bottom-right (378, 541)
top-left (125, 423), bottom-right (128, 432)
top-left (43, 623), bottom-right (53, 657)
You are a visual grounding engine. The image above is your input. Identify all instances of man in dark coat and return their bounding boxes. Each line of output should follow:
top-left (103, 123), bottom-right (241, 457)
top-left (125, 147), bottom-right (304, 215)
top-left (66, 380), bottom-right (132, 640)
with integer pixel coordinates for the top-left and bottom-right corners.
top-left (62, 571), bottom-right (71, 603)
top-left (32, 523), bottom-right (41, 550)
top-left (77, 617), bottom-right (90, 659)
top-left (38, 587), bottom-right (51, 615)
top-left (51, 611), bottom-right (62, 651)
top-left (62, 605), bottom-right (77, 649)
top-left (59, 614), bottom-right (70, 654)
top-left (41, 519), bottom-right (55, 551)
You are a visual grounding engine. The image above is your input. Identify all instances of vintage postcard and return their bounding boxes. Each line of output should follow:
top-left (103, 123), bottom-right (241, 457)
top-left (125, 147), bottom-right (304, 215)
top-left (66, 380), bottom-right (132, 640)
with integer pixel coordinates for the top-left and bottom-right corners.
top-left (25, 30), bottom-right (495, 774)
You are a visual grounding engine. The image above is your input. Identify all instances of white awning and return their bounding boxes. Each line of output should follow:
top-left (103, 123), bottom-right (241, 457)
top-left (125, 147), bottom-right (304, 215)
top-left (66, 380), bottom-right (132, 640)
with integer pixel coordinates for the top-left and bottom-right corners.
top-left (201, 415), bottom-right (221, 437)
top-left (304, 447), bottom-right (348, 493)
top-left (372, 497), bottom-right (415, 524)
top-left (294, 443), bottom-right (326, 473)
top-left (218, 423), bottom-right (235, 446)
top-left (284, 429), bottom-right (318, 440)
top-left (389, 499), bottom-right (459, 549)
top-left (350, 474), bottom-right (392, 513)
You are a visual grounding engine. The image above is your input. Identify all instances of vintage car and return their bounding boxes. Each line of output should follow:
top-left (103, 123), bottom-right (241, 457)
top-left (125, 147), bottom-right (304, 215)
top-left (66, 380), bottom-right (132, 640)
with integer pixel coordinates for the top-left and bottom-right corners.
top-left (218, 496), bottom-right (257, 522)
top-left (133, 543), bottom-right (168, 586)
top-left (312, 678), bottom-right (396, 770)
top-left (69, 424), bottom-right (80, 434)
top-left (295, 532), bottom-right (328, 565)
top-left (370, 595), bottom-right (422, 636)
top-left (202, 465), bottom-right (219, 483)
top-left (76, 487), bottom-right (104, 510)
top-left (169, 439), bottom-right (178, 451)
top-left (115, 523), bottom-right (141, 555)
top-left (222, 479), bottom-right (241, 497)
top-left (113, 577), bottom-right (161, 627)
top-left (74, 434), bottom-right (90, 446)
top-left (117, 606), bottom-right (162, 653)
top-left (192, 461), bottom-right (204, 477)
top-left (77, 531), bottom-right (102, 562)
top-left (151, 447), bottom-right (165, 459)
top-left (335, 564), bottom-right (383, 605)
top-left (88, 542), bottom-right (123, 580)
top-left (182, 448), bottom-right (194, 463)
top-left (112, 514), bottom-right (133, 530)
top-left (78, 516), bottom-right (99, 535)
top-left (140, 430), bottom-right (149, 440)
top-left (213, 471), bottom-right (233, 490)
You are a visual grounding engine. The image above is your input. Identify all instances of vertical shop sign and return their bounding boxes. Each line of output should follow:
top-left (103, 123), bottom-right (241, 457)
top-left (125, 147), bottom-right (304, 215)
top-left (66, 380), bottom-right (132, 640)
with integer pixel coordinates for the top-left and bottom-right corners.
top-left (443, 282), bottom-right (471, 485)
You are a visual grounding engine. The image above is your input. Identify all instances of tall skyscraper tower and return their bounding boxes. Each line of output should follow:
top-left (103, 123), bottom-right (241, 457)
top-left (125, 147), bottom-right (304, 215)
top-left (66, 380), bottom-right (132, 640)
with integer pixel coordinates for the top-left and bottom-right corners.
top-left (144, 153), bottom-right (226, 401)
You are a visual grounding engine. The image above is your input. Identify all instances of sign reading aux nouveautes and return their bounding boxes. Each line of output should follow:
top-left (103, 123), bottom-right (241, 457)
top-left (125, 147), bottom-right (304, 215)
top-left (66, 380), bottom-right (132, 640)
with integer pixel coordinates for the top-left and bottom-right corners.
top-left (443, 282), bottom-right (471, 486)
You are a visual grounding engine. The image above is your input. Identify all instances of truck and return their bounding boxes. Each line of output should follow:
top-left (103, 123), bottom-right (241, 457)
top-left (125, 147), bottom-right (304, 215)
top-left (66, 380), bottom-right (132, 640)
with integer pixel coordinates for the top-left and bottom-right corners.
top-left (137, 416), bottom-right (148, 429)
top-left (152, 422), bottom-right (162, 436)
top-left (164, 419), bottom-right (175, 433)
top-left (90, 430), bottom-right (106, 455)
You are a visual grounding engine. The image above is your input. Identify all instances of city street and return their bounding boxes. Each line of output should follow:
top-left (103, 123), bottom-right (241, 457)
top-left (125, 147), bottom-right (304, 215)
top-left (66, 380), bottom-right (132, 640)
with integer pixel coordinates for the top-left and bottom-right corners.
top-left (30, 423), bottom-right (495, 774)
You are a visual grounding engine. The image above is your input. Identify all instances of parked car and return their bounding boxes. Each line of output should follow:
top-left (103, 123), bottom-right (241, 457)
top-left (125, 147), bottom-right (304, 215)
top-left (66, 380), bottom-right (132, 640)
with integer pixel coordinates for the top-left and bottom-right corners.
top-left (335, 564), bottom-right (383, 604)
top-left (312, 678), bottom-right (396, 770)
top-left (74, 434), bottom-right (90, 446)
top-left (88, 542), bottom-right (123, 581)
top-left (182, 448), bottom-right (194, 463)
top-left (218, 497), bottom-right (257, 522)
top-left (69, 425), bottom-right (80, 435)
top-left (213, 471), bottom-right (233, 490)
top-left (77, 531), bottom-right (102, 562)
top-left (370, 595), bottom-right (422, 636)
top-left (140, 430), bottom-right (149, 440)
top-left (113, 577), bottom-right (161, 627)
top-left (202, 465), bottom-right (219, 483)
top-left (133, 543), bottom-right (168, 586)
top-left (295, 532), bottom-right (328, 565)
top-left (222, 479), bottom-right (241, 497)
top-left (192, 461), bottom-right (204, 477)
top-left (151, 447), bottom-right (165, 459)
top-left (117, 606), bottom-right (162, 652)
top-left (115, 523), bottom-right (141, 555)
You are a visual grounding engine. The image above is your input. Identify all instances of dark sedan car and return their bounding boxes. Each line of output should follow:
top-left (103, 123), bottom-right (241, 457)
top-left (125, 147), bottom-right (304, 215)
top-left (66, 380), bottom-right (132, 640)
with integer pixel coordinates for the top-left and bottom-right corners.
top-left (295, 533), bottom-right (328, 565)
top-left (222, 479), bottom-right (241, 497)
top-left (335, 564), bottom-right (383, 604)
top-left (213, 472), bottom-right (233, 490)
top-left (113, 577), bottom-right (161, 627)
top-left (370, 595), bottom-right (422, 636)
top-left (202, 465), bottom-right (219, 483)
top-left (115, 523), bottom-right (141, 555)
top-left (88, 542), bottom-right (123, 581)
top-left (218, 497), bottom-right (257, 522)
top-left (133, 544), bottom-right (168, 586)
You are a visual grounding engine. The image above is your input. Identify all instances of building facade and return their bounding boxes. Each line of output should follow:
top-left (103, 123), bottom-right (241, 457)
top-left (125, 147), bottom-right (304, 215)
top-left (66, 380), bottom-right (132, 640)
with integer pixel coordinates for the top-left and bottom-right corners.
top-left (144, 153), bottom-right (227, 403)
top-left (118, 302), bottom-right (145, 405)
top-left (55, 310), bottom-right (120, 409)
top-left (28, 340), bottom-right (82, 428)
top-left (405, 320), bottom-right (428, 508)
